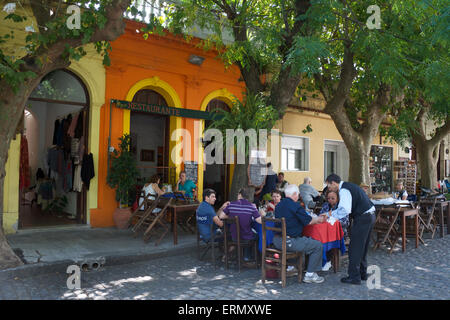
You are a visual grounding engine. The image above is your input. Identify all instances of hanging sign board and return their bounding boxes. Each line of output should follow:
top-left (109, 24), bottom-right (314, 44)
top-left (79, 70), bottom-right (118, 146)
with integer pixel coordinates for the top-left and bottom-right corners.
top-left (111, 99), bottom-right (224, 121)
top-left (184, 161), bottom-right (198, 184)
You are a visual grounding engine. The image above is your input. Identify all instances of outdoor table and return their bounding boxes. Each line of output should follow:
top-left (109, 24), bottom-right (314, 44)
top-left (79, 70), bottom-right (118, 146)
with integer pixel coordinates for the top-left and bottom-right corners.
top-left (302, 220), bottom-right (346, 268)
top-left (419, 200), bottom-right (449, 238)
top-left (378, 207), bottom-right (419, 252)
top-left (168, 202), bottom-right (200, 245)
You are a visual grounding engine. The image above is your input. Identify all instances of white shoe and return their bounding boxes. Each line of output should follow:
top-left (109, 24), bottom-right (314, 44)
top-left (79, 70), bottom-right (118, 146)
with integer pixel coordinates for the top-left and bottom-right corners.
top-left (303, 272), bottom-right (325, 284)
top-left (286, 266), bottom-right (296, 272)
top-left (321, 261), bottom-right (332, 271)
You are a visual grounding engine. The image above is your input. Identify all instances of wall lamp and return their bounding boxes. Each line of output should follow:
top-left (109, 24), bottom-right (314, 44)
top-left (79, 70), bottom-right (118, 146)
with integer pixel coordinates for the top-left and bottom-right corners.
top-left (188, 54), bottom-right (205, 66)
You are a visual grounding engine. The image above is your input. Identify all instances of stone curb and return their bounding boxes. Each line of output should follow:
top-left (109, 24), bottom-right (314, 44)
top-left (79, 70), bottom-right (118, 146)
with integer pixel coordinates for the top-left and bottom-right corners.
top-left (0, 243), bottom-right (198, 281)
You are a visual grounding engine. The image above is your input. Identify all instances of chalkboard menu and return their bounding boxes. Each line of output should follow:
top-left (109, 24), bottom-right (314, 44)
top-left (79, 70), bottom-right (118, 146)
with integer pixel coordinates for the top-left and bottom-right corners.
top-left (248, 160), bottom-right (266, 187)
top-left (184, 161), bottom-right (198, 184)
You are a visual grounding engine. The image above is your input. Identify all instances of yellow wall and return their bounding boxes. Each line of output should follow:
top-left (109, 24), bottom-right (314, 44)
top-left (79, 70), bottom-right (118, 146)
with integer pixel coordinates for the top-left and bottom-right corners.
top-left (3, 136), bottom-right (21, 233)
top-left (2, 50), bottom-right (104, 234)
top-left (269, 108), bottom-right (399, 192)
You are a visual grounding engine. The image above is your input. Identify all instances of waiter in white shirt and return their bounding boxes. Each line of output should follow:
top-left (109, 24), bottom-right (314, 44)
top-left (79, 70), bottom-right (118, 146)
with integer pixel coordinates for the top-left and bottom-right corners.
top-left (325, 174), bottom-right (376, 285)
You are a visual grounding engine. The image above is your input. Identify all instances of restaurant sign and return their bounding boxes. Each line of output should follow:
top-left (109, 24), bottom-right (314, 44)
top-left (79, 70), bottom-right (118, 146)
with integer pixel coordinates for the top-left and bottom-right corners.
top-left (111, 99), bottom-right (223, 121)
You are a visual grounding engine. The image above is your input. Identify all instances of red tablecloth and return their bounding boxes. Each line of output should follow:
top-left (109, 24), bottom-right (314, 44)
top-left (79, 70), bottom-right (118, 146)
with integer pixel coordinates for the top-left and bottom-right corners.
top-left (303, 221), bottom-right (346, 266)
top-left (303, 221), bottom-right (344, 244)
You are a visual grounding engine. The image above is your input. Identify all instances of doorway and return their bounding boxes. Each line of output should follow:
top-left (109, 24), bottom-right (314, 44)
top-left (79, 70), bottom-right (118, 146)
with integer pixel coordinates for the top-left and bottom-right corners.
top-left (19, 69), bottom-right (89, 229)
top-left (203, 99), bottom-right (231, 207)
top-left (130, 89), bottom-right (172, 188)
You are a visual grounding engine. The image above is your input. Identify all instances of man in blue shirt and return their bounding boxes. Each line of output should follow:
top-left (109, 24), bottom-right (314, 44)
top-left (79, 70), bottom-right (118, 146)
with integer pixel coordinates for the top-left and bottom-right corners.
top-left (274, 184), bottom-right (327, 284)
top-left (196, 189), bottom-right (228, 242)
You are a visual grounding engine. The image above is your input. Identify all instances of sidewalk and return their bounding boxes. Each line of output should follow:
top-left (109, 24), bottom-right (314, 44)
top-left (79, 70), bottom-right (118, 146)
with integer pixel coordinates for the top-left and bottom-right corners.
top-left (1, 225), bottom-right (197, 279)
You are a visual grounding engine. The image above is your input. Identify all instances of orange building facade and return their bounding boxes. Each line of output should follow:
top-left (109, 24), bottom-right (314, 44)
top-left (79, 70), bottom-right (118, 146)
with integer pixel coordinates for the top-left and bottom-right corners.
top-left (91, 21), bottom-right (244, 227)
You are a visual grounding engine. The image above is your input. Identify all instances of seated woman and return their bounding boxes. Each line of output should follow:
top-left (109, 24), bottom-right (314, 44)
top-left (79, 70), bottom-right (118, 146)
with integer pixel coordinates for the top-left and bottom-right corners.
top-left (259, 190), bottom-right (282, 218)
top-left (320, 190), bottom-right (350, 236)
top-left (320, 190), bottom-right (349, 271)
top-left (176, 170), bottom-right (197, 199)
top-left (394, 181), bottom-right (408, 200)
top-left (139, 174), bottom-right (166, 212)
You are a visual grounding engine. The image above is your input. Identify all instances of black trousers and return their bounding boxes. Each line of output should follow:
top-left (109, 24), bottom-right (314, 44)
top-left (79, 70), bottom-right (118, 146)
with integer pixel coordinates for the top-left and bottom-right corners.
top-left (348, 212), bottom-right (376, 280)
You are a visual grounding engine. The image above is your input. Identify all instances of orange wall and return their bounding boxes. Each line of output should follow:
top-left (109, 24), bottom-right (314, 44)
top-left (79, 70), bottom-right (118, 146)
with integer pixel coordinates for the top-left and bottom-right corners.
top-left (91, 21), bottom-right (244, 227)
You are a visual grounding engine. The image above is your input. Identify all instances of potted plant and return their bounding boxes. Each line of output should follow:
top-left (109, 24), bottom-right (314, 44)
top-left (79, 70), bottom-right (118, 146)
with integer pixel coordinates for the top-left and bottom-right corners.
top-left (106, 134), bottom-right (139, 229)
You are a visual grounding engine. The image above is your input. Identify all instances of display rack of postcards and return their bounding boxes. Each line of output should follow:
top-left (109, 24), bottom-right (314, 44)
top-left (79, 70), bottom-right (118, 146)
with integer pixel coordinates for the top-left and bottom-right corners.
top-left (393, 160), bottom-right (416, 195)
top-left (369, 146), bottom-right (393, 193)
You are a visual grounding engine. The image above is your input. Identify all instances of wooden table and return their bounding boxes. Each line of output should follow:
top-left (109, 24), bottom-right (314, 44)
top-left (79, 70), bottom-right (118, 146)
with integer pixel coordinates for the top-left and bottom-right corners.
top-left (168, 202), bottom-right (200, 245)
top-left (419, 200), bottom-right (449, 238)
top-left (378, 207), bottom-right (419, 252)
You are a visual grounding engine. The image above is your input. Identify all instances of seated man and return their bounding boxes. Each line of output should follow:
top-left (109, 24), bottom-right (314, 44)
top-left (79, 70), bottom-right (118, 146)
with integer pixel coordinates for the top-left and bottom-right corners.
top-left (176, 170), bottom-right (197, 199)
top-left (219, 187), bottom-right (261, 261)
top-left (299, 177), bottom-right (320, 209)
top-left (196, 189), bottom-right (228, 242)
top-left (277, 172), bottom-right (289, 196)
top-left (274, 184), bottom-right (327, 284)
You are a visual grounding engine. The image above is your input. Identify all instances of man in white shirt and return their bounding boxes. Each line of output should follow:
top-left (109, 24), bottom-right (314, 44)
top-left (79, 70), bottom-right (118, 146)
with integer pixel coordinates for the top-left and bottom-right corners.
top-left (325, 174), bottom-right (376, 285)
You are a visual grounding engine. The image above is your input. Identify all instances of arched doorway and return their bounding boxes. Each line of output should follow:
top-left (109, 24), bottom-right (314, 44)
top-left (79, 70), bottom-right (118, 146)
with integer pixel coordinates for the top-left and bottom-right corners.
top-left (19, 69), bottom-right (90, 228)
top-left (130, 89), bottom-right (171, 187)
top-left (204, 99), bottom-right (231, 207)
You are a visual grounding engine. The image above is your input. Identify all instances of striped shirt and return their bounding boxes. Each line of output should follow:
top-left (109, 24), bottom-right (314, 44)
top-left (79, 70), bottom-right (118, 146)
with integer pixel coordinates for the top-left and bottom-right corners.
top-left (223, 199), bottom-right (260, 240)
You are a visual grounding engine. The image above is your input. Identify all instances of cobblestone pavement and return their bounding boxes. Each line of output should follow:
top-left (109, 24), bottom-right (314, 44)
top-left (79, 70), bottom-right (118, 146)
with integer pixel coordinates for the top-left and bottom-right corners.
top-left (1, 236), bottom-right (449, 300)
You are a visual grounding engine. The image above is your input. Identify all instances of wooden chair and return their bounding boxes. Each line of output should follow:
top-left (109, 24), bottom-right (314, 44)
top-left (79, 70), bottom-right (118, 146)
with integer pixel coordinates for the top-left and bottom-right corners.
top-left (261, 217), bottom-right (303, 288)
top-left (126, 193), bottom-right (160, 232)
top-left (197, 222), bottom-right (223, 269)
top-left (134, 197), bottom-right (174, 245)
top-left (223, 216), bottom-right (259, 272)
top-left (417, 198), bottom-right (438, 239)
top-left (372, 207), bottom-right (401, 254)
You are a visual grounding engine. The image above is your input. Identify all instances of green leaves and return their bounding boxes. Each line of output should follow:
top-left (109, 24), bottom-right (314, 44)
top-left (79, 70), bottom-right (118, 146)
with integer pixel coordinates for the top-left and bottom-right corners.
top-left (107, 134), bottom-right (140, 206)
top-left (287, 36), bottom-right (329, 77)
top-left (207, 91), bottom-right (279, 158)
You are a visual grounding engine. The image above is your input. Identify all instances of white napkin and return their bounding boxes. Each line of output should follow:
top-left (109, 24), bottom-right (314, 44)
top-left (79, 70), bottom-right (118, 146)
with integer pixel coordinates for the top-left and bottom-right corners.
top-left (327, 216), bottom-right (337, 226)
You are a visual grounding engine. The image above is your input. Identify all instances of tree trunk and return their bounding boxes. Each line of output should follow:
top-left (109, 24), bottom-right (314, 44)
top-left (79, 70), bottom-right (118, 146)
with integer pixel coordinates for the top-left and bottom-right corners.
top-left (229, 156), bottom-right (255, 202)
top-left (415, 138), bottom-right (439, 189)
top-left (347, 139), bottom-right (372, 186)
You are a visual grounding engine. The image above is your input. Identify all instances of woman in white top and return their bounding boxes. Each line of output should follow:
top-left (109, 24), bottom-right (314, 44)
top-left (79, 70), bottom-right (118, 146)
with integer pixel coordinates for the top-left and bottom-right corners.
top-left (139, 174), bottom-right (166, 211)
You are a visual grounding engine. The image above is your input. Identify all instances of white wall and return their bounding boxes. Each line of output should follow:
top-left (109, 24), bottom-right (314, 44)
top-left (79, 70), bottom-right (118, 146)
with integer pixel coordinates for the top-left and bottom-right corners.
top-left (25, 100), bottom-right (84, 215)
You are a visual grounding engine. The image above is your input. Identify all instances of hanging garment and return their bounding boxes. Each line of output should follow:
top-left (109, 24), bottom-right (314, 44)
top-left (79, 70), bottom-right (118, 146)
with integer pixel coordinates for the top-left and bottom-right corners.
top-left (52, 119), bottom-right (60, 145)
top-left (67, 112), bottom-right (79, 138)
top-left (56, 118), bottom-right (65, 147)
top-left (81, 153), bottom-right (95, 190)
top-left (73, 164), bottom-right (83, 192)
top-left (71, 138), bottom-right (80, 164)
top-left (63, 115), bottom-right (72, 159)
top-left (19, 135), bottom-right (31, 190)
top-left (48, 147), bottom-right (59, 173)
top-left (74, 112), bottom-right (84, 139)
top-left (36, 168), bottom-right (45, 181)
top-left (78, 135), bottom-right (85, 159)
top-left (63, 159), bottom-right (73, 193)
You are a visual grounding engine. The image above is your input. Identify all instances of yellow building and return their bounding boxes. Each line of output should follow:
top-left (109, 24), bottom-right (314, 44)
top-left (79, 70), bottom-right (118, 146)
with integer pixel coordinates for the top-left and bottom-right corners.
top-left (268, 100), bottom-right (401, 194)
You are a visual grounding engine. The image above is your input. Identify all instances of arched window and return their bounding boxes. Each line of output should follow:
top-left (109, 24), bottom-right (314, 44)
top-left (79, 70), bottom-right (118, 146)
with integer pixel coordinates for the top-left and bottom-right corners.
top-left (30, 69), bottom-right (88, 104)
top-left (132, 89), bottom-right (168, 106)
